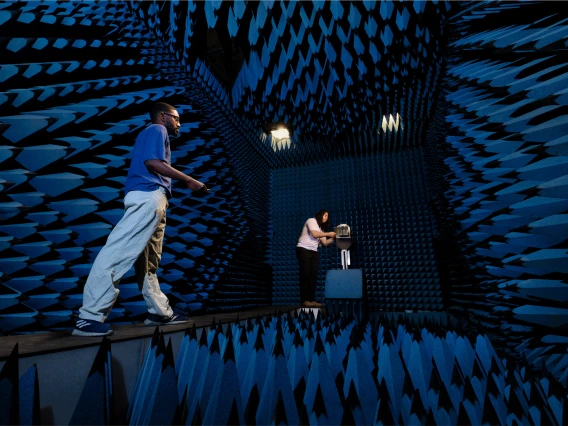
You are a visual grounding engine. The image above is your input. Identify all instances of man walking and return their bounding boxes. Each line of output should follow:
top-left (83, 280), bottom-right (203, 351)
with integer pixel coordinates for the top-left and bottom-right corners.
top-left (73, 102), bottom-right (207, 336)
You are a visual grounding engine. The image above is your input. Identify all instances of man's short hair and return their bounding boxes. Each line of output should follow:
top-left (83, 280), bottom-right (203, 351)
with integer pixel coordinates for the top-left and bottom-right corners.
top-left (150, 102), bottom-right (176, 122)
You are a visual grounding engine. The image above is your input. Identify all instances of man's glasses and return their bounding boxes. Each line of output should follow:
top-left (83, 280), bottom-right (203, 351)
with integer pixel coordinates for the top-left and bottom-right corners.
top-left (162, 112), bottom-right (180, 123)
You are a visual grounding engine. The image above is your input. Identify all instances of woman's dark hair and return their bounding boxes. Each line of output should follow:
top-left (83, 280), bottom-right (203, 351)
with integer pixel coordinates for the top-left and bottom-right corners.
top-left (314, 209), bottom-right (331, 231)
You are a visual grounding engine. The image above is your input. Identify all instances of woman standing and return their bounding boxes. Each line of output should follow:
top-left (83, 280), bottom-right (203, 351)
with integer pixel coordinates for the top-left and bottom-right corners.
top-left (296, 210), bottom-right (336, 308)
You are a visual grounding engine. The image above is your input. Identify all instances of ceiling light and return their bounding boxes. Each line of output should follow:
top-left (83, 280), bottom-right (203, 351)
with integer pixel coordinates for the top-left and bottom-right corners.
top-left (379, 113), bottom-right (403, 133)
top-left (271, 128), bottom-right (290, 140)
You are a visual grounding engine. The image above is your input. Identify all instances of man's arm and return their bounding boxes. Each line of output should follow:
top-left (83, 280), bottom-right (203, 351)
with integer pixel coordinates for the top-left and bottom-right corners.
top-left (145, 159), bottom-right (207, 192)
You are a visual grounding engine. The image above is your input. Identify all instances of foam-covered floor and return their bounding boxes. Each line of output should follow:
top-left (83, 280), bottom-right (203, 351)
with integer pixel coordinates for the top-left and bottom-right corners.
top-left (2, 310), bottom-right (566, 425)
top-left (130, 311), bottom-right (566, 425)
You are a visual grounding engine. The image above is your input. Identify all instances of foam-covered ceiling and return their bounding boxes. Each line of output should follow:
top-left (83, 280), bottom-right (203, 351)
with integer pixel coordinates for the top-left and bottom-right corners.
top-left (136, 1), bottom-right (457, 152)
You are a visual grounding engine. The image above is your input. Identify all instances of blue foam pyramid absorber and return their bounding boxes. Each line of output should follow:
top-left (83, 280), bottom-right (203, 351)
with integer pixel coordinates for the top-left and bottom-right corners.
top-left (0, 345), bottom-right (19, 425)
top-left (256, 336), bottom-right (299, 425)
top-left (29, 173), bottom-right (84, 197)
top-left (19, 364), bottom-right (40, 426)
top-left (303, 333), bottom-right (343, 424)
top-left (127, 328), bottom-right (163, 425)
top-left (16, 145), bottom-right (68, 172)
top-left (69, 338), bottom-right (113, 425)
top-left (203, 336), bottom-right (246, 425)
top-left (343, 345), bottom-right (378, 424)
top-left (240, 326), bottom-right (269, 412)
top-left (147, 339), bottom-right (179, 426)
top-left (186, 331), bottom-right (223, 423)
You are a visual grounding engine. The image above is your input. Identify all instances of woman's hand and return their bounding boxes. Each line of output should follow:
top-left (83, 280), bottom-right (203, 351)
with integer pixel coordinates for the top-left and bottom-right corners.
top-left (320, 232), bottom-right (336, 246)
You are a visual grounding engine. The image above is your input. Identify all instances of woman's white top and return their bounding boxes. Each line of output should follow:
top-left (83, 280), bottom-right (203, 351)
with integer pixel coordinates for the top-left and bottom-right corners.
top-left (297, 218), bottom-right (322, 252)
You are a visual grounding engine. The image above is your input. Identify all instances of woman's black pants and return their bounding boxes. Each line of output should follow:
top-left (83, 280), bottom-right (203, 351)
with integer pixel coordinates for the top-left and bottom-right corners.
top-left (296, 247), bottom-right (319, 302)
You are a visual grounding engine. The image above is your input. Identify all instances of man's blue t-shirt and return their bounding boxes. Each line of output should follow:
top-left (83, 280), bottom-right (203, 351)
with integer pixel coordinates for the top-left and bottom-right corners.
top-left (124, 124), bottom-right (172, 197)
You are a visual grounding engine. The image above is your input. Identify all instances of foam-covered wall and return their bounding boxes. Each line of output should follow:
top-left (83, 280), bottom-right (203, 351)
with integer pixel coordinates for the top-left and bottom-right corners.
top-left (424, 1), bottom-right (568, 386)
top-left (0, 1), bottom-right (272, 334)
top-left (272, 148), bottom-right (443, 311)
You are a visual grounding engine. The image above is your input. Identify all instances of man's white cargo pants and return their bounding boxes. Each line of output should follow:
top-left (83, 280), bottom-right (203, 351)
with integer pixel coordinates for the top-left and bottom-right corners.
top-left (78, 188), bottom-right (174, 322)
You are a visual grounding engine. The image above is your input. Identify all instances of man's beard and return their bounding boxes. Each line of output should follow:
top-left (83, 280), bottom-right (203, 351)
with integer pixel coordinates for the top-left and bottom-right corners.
top-left (165, 122), bottom-right (179, 136)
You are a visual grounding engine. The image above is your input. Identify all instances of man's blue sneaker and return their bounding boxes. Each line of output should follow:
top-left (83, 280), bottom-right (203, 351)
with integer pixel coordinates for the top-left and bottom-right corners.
top-left (144, 313), bottom-right (189, 326)
top-left (72, 319), bottom-right (113, 337)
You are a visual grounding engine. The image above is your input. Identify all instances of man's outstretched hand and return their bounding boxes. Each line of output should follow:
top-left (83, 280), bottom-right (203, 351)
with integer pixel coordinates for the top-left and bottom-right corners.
top-left (186, 177), bottom-right (208, 192)
top-left (193, 184), bottom-right (209, 195)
